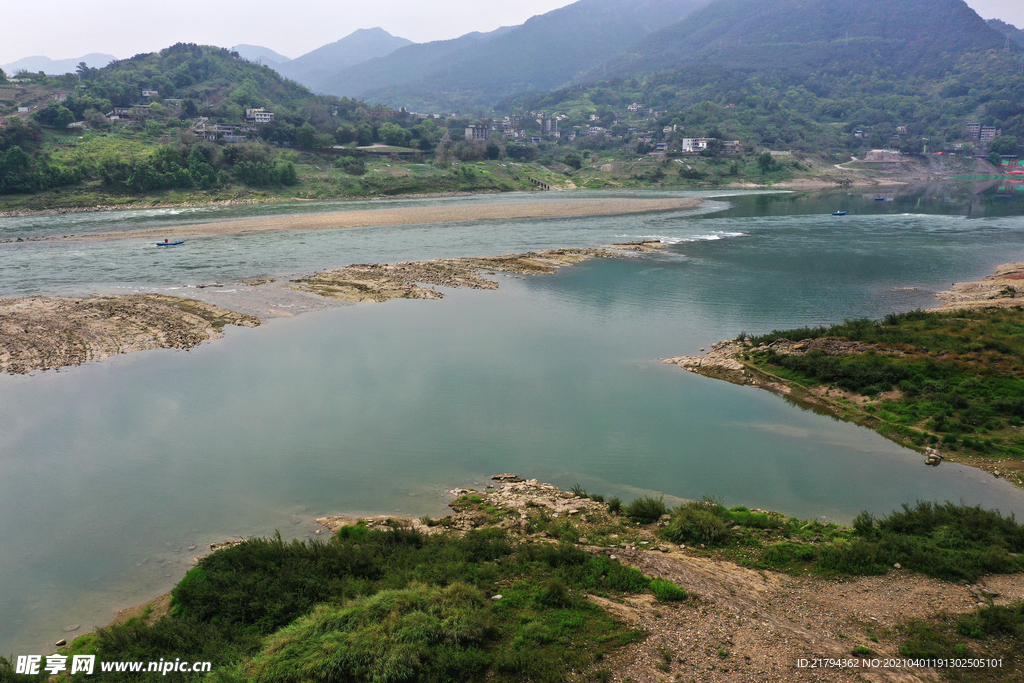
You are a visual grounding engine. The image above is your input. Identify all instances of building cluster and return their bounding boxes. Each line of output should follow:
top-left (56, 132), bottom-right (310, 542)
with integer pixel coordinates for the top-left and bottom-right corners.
top-left (966, 122), bottom-right (1002, 143)
top-left (465, 114), bottom-right (558, 142)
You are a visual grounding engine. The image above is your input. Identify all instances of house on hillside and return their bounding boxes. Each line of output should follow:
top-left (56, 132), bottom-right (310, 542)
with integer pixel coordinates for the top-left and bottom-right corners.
top-left (722, 140), bottom-right (743, 154)
top-left (51, 91), bottom-right (69, 102)
top-left (980, 126), bottom-right (1001, 143)
top-left (245, 108), bottom-right (275, 124)
top-left (627, 103), bottom-right (643, 112)
top-left (465, 124), bottom-right (490, 141)
top-left (681, 137), bottom-right (711, 153)
top-left (142, 90), bottom-right (158, 99)
top-left (966, 122), bottom-right (982, 139)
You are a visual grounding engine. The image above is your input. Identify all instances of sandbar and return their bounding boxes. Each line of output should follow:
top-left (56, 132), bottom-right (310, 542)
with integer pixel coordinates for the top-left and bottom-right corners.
top-left (60, 197), bottom-right (702, 241)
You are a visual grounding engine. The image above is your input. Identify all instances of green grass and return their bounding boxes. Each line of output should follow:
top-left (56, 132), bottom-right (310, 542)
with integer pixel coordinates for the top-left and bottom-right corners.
top-left (745, 308), bottom-right (1024, 459)
top-left (38, 526), bottom-right (650, 682)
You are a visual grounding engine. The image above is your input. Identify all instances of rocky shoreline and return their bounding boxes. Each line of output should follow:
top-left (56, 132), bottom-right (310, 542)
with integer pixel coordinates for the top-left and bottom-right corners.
top-left (662, 261), bottom-right (1024, 482)
top-left (0, 243), bottom-right (663, 374)
top-left (0, 294), bottom-right (259, 374)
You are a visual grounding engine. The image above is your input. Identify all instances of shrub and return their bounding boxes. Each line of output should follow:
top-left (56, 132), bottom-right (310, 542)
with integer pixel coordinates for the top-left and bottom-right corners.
top-left (624, 496), bottom-right (667, 523)
top-left (607, 497), bottom-right (622, 515)
top-left (649, 579), bottom-right (688, 602)
top-left (663, 502), bottom-right (732, 547)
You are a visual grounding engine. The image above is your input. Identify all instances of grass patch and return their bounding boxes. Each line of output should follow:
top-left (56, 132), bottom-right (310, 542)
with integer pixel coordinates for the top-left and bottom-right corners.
top-left (41, 526), bottom-right (647, 681)
top-left (745, 307), bottom-right (1024, 460)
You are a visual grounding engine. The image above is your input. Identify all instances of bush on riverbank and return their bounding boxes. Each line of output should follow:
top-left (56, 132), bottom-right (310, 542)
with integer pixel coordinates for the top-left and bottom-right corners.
top-left (745, 307), bottom-right (1024, 459)
top-left (57, 526), bottom-right (651, 681)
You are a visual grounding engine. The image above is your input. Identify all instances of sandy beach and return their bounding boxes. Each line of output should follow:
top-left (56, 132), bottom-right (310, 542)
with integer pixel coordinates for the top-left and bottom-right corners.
top-left (51, 197), bottom-right (702, 242)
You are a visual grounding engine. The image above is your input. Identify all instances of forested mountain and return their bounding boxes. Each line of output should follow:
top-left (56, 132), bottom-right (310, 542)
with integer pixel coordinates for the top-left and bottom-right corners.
top-left (2, 53), bottom-right (116, 76)
top-left (1, 44), bottom-right (380, 196)
top-left (275, 28), bottom-right (414, 94)
top-left (320, 0), bottom-right (708, 111)
top-left (591, 0), bottom-right (1005, 80)
top-left (318, 27), bottom-right (514, 106)
top-left (504, 0), bottom-right (1023, 155)
top-left (987, 19), bottom-right (1024, 48)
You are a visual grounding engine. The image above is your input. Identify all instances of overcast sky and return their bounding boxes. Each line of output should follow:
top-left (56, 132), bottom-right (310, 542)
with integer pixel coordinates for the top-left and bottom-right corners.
top-left (2, 0), bottom-right (1023, 66)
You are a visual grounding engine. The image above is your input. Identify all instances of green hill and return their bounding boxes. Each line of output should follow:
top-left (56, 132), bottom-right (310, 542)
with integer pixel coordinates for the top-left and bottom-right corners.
top-left (597, 0), bottom-right (1005, 79)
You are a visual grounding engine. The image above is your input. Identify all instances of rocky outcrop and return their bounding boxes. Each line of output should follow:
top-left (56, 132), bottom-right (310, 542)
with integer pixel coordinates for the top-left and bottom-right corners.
top-left (289, 249), bottom-right (611, 303)
top-left (937, 261), bottom-right (1024, 309)
top-left (663, 340), bottom-right (749, 383)
top-left (0, 294), bottom-right (259, 374)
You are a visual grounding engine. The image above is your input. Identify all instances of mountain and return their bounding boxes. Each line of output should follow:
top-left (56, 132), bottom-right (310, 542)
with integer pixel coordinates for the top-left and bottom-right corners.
top-left (318, 27), bottom-right (514, 107)
top-left (987, 18), bottom-right (1024, 48)
top-left (594, 0), bottom-right (1006, 80)
top-left (2, 53), bottom-right (116, 76)
top-left (318, 0), bottom-right (708, 112)
top-left (276, 28), bottom-right (414, 93)
top-left (231, 44), bottom-right (292, 68)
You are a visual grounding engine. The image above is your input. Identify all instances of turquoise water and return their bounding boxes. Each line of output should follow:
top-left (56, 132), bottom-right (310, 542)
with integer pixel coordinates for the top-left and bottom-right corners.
top-left (2, 187), bottom-right (1024, 655)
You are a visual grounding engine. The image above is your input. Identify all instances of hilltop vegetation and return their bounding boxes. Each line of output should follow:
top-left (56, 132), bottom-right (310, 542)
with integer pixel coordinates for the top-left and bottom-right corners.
top-left (507, 0), bottom-right (1024, 156)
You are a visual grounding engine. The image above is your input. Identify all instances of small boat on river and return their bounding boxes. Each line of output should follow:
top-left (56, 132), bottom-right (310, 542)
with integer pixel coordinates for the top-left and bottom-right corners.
top-left (156, 240), bottom-right (185, 246)
top-left (831, 211), bottom-right (847, 216)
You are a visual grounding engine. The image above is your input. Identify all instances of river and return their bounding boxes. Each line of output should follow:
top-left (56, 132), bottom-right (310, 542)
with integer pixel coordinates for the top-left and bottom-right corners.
top-left (2, 184), bottom-right (1024, 655)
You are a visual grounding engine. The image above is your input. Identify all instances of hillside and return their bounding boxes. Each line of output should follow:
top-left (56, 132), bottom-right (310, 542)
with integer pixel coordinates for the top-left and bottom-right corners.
top-left (988, 18), bottom-right (1024, 48)
top-left (321, 0), bottom-right (708, 111)
top-left (503, 0), bottom-right (1023, 156)
top-left (318, 27), bottom-right (514, 106)
top-left (596, 0), bottom-right (1005, 79)
top-left (276, 28), bottom-right (414, 94)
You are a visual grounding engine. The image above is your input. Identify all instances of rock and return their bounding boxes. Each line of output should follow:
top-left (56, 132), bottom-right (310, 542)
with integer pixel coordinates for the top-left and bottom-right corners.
top-left (893, 563), bottom-right (902, 569)
top-left (578, 537), bottom-right (589, 544)
top-left (609, 555), bottom-right (618, 560)
top-left (55, 639), bottom-right (66, 647)
top-left (63, 624), bottom-right (80, 632)
top-left (679, 544), bottom-right (686, 550)
top-left (924, 447), bottom-right (943, 466)
top-left (491, 595), bottom-right (503, 601)
top-left (492, 473), bottom-right (525, 482)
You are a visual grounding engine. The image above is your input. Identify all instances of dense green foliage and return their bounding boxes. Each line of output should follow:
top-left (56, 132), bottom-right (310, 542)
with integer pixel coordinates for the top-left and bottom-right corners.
top-left (747, 308), bottom-right (1024, 457)
top-left (507, 0), bottom-right (1024, 155)
top-left (758, 501), bottom-right (1024, 581)
top-left (660, 497), bottom-right (1024, 582)
top-left (51, 526), bottom-right (656, 681)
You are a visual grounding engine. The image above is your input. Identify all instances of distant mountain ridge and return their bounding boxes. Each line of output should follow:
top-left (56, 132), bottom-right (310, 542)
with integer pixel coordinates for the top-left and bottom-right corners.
top-left (987, 18), bottom-right (1024, 48)
top-left (231, 44), bottom-right (292, 68)
top-left (592, 0), bottom-right (1006, 80)
top-left (275, 28), bottom-right (414, 93)
top-left (2, 53), bottom-right (116, 76)
top-left (317, 0), bottom-right (709, 111)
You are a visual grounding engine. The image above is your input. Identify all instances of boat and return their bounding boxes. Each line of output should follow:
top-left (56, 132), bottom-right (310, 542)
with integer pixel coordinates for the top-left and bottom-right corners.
top-left (831, 211), bottom-right (847, 216)
top-left (874, 196), bottom-right (886, 201)
top-left (156, 240), bottom-right (185, 246)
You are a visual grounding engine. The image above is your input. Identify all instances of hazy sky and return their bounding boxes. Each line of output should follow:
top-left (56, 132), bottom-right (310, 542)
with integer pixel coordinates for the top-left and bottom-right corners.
top-left (2, 0), bottom-right (1023, 66)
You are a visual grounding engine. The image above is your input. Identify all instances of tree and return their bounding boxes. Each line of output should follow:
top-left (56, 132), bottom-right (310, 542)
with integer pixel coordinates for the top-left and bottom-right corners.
top-left (0, 67), bottom-right (6, 84)
top-left (988, 135), bottom-right (1019, 156)
top-left (563, 151), bottom-right (582, 169)
top-left (378, 122), bottom-right (409, 147)
top-left (55, 107), bottom-right (75, 129)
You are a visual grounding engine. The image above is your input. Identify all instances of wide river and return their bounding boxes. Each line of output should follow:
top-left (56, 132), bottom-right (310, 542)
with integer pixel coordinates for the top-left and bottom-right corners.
top-left (2, 184), bottom-right (1024, 655)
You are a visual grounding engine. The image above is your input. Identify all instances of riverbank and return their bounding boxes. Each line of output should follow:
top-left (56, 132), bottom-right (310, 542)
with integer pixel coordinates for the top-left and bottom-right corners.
top-left (664, 262), bottom-right (1024, 484)
top-left (52, 476), bottom-right (1024, 682)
